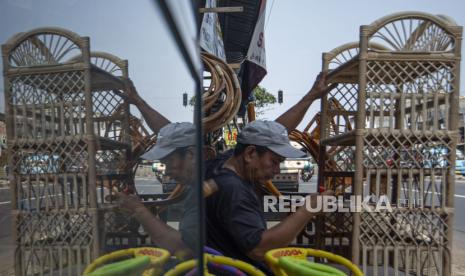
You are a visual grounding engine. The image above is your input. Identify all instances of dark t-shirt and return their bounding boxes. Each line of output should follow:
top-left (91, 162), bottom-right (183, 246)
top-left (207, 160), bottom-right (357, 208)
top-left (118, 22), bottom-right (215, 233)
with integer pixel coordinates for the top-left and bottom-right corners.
top-left (205, 151), bottom-right (269, 272)
top-left (179, 185), bottom-right (199, 252)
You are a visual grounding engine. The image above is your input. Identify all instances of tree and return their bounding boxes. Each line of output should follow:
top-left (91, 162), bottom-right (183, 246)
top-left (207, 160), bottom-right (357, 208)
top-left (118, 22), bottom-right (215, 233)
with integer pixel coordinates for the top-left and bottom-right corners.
top-left (189, 95), bottom-right (196, 106)
top-left (252, 85), bottom-right (277, 117)
top-left (188, 85), bottom-right (277, 117)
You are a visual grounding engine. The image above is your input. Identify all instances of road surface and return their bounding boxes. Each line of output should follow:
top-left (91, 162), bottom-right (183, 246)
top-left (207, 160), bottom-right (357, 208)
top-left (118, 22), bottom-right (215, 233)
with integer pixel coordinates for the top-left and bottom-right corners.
top-left (1, 175), bottom-right (465, 274)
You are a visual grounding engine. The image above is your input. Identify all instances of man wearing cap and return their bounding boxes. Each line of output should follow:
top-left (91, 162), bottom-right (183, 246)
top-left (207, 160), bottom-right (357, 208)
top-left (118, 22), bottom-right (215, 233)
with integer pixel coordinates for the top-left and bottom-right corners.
top-left (116, 81), bottom-right (200, 257)
top-left (116, 81), bottom-right (218, 258)
top-left (118, 73), bottom-right (331, 263)
top-left (204, 73), bottom-right (334, 271)
top-left (117, 122), bottom-right (200, 259)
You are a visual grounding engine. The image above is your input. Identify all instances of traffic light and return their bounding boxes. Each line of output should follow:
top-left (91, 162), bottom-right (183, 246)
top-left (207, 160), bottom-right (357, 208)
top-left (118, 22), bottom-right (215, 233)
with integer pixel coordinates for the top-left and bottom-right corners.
top-left (183, 92), bottom-right (188, 107)
top-left (278, 90), bottom-right (283, 104)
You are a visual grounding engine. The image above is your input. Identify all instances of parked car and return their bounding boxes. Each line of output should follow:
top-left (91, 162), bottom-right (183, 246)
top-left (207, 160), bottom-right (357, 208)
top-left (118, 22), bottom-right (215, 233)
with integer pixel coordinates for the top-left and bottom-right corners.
top-left (455, 149), bottom-right (465, 175)
top-left (272, 157), bottom-right (314, 191)
top-left (19, 154), bottom-right (59, 174)
top-left (152, 161), bottom-right (166, 181)
top-left (301, 162), bottom-right (315, 182)
top-left (423, 147), bottom-right (463, 169)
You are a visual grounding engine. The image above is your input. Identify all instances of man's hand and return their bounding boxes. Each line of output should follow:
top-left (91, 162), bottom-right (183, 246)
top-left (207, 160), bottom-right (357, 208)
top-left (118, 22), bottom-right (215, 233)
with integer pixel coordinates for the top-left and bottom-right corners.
top-left (116, 192), bottom-right (146, 215)
top-left (304, 72), bottom-right (337, 102)
top-left (122, 79), bottom-right (142, 105)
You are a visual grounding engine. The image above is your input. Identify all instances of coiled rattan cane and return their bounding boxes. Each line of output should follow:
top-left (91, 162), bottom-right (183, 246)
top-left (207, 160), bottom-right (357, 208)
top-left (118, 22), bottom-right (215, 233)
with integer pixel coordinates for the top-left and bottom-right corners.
top-left (201, 52), bottom-right (242, 133)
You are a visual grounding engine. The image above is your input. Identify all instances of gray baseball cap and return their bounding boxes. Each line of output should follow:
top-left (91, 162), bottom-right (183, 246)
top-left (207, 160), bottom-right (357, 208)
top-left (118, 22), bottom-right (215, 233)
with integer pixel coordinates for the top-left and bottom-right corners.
top-left (141, 122), bottom-right (196, 160)
top-left (237, 120), bottom-right (305, 158)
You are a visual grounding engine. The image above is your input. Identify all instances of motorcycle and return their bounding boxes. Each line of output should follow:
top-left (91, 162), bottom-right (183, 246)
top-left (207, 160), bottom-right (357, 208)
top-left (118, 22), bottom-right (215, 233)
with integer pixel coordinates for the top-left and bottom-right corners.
top-left (300, 164), bottom-right (314, 182)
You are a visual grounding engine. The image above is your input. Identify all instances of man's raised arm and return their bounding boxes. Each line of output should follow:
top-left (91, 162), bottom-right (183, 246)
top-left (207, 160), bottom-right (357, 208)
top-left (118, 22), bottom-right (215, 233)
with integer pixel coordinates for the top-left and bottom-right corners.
top-left (124, 79), bottom-right (171, 133)
top-left (275, 72), bottom-right (334, 131)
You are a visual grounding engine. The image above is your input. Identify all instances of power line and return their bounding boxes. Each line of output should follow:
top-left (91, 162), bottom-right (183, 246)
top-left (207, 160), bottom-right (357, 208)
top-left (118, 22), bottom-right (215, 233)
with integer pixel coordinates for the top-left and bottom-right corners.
top-left (264, 0), bottom-right (275, 31)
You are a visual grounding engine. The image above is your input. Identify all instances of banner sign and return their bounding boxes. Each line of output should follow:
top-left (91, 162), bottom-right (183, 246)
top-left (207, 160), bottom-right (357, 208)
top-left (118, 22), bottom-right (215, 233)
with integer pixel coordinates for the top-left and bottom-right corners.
top-left (200, 0), bottom-right (226, 60)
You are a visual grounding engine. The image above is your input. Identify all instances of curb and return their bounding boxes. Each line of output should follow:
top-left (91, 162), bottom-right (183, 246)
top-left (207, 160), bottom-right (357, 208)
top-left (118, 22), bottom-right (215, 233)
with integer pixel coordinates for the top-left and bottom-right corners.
top-left (0, 179), bottom-right (8, 188)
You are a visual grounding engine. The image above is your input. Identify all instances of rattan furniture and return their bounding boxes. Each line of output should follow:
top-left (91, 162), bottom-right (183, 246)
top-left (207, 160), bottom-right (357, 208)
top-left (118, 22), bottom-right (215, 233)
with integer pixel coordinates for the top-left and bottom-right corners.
top-left (2, 27), bottom-right (134, 275)
top-left (317, 12), bottom-right (462, 275)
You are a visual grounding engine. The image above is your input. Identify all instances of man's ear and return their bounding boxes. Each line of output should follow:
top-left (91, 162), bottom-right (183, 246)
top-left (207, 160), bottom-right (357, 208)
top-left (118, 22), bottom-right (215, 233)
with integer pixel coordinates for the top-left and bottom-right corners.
top-left (186, 146), bottom-right (196, 159)
top-left (203, 145), bottom-right (216, 160)
top-left (243, 145), bottom-right (257, 164)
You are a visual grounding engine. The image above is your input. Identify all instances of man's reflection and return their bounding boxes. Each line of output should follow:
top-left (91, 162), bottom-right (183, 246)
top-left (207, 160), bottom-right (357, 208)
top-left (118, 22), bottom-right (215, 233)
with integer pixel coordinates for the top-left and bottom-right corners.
top-left (117, 122), bottom-right (199, 260)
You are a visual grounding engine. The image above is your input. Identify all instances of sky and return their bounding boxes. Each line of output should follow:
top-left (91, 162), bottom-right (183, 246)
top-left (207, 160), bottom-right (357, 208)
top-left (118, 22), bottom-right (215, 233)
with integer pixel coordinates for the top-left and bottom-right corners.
top-left (1, 0), bottom-right (465, 130)
top-left (0, 0), bottom-right (195, 121)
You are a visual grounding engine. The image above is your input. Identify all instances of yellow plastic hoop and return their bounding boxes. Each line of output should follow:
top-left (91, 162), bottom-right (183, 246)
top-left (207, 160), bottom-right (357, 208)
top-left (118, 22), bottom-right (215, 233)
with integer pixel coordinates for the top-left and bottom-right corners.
top-left (265, 247), bottom-right (363, 276)
top-left (83, 247), bottom-right (170, 276)
top-left (164, 254), bottom-right (266, 276)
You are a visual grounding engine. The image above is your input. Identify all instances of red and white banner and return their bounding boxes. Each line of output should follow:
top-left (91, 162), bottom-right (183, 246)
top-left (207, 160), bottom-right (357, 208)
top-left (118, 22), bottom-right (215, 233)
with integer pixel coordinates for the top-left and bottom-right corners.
top-left (241, 0), bottom-right (267, 101)
top-left (199, 0), bottom-right (226, 61)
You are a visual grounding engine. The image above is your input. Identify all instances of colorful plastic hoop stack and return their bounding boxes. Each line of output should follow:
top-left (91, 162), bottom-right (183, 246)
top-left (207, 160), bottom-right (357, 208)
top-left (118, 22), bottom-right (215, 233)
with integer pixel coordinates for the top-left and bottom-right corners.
top-left (165, 253), bottom-right (265, 276)
top-left (83, 247), bottom-right (170, 276)
top-left (265, 247), bottom-right (363, 276)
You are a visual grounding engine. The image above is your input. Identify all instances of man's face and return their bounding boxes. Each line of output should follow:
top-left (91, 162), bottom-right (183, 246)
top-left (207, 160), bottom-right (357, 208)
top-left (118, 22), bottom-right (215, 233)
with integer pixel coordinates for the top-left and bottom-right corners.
top-left (161, 148), bottom-right (194, 184)
top-left (246, 147), bottom-right (284, 185)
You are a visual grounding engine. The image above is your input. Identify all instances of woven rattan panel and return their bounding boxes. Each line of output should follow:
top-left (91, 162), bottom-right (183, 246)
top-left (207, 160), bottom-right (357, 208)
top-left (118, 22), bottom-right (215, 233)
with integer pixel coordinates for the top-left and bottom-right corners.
top-left (3, 28), bottom-right (134, 275)
top-left (315, 13), bottom-right (461, 275)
